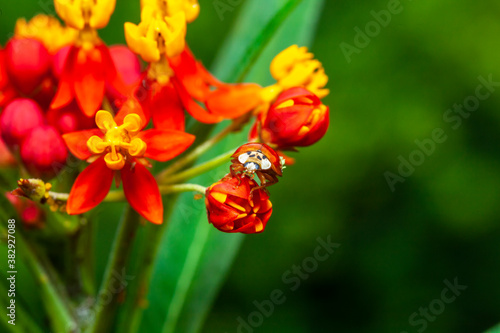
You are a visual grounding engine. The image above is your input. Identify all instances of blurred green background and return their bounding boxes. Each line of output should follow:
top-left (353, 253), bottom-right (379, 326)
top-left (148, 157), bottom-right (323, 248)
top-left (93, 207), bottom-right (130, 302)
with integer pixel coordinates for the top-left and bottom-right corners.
top-left (2, 0), bottom-right (500, 332)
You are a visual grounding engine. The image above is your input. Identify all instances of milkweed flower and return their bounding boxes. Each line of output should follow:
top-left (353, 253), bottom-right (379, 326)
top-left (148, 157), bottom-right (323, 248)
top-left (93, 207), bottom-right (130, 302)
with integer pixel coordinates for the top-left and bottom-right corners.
top-left (205, 175), bottom-right (272, 234)
top-left (124, 1), bottom-right (261, 129)
top-left (62, 100), bottom-right (195, 223)
top-left (252, 87), bottom-right (329, 149)
top-left (50, 0), bottom-right (130, 117)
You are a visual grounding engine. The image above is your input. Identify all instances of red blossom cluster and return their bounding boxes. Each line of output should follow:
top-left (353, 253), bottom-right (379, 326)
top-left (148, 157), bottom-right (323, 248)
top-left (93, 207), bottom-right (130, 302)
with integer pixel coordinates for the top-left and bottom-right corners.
top-left (1, 1), bottom-right (330, 232)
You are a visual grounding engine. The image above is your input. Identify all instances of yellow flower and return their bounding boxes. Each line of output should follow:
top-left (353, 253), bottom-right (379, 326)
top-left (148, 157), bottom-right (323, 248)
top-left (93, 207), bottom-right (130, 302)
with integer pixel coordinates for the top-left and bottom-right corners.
top-left (125, 5), bottom-right (187, 62)
top-left (15, 15), bottom-right (78, 54)
top-left (261, 45), bottom-right (329, 102)
top-left (54, 0), bottom-right (116, 30)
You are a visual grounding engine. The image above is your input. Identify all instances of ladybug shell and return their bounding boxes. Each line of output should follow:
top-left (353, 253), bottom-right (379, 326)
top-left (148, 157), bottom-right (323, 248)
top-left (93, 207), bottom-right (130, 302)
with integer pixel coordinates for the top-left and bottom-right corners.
top-left (232, 143), bottom-right (282, 176)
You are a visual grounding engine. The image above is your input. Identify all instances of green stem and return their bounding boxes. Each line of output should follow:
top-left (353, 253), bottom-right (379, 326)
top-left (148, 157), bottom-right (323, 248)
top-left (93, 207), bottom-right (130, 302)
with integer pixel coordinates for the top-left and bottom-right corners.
top-left (156, 120), bottom-right (241, 183)
top-left (115, 196), bottom-right (179, 333)
top-left (104, 183), bottom-right (206, 202)
top-left (86, 206), bottom-right (140, 333)
top-left (76, 218), bottom-right (95, 296)
top-left (160, 149), bottom-right (234, 185)
top-left (0, 220), bottom-right (77, 332)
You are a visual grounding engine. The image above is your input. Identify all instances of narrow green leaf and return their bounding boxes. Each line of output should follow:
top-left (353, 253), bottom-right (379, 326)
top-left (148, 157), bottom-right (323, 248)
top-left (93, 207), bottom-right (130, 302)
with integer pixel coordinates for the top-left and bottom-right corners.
top-left (139, 1), bottom-right (325, 333)
top-left (484, 323), bottom-right (500, 333)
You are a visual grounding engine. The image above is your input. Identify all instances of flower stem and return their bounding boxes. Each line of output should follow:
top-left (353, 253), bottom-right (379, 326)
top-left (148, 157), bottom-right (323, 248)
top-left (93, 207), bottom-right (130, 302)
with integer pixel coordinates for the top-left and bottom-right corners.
top-left (160, 149), bottom-right (234, 185)
top-left (156, 120), bottom-right (242, 183)
top-left (114, 196), bottom-right (179, 333)
top-left (104, 183), bottom-right (206, 202)
top-left (86, 206), bottom-right (140, 333)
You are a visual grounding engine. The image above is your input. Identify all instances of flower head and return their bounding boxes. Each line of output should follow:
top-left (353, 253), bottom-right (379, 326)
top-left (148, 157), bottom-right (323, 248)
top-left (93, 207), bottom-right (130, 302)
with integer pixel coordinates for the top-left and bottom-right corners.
top-left (63, 100), bottom-right (195, 223)
top-left (205, 175), bottom-right (272, 234)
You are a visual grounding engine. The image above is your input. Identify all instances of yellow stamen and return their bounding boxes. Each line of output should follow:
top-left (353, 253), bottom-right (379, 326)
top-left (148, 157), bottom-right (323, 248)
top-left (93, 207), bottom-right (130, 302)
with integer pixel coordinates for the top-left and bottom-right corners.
top-left (87, 110), bottom-right (147, 170)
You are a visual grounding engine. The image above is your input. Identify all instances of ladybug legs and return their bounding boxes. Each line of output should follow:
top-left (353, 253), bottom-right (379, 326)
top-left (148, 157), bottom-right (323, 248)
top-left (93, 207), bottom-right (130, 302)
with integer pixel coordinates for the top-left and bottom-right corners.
top-left (230, 163), bottom-right (249, 186)
top-left (250, 172), bottom-right (279, 196)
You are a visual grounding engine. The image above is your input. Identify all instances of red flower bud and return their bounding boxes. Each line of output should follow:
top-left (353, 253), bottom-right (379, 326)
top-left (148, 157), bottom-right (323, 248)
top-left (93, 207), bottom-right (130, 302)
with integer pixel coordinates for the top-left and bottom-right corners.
top-left (0, 98), bottom-right (45, 147)
top-left (5, 38), bottom-right (51, 95)
top-left (259, 87), bottom-right (329, 149)
top-left (205, 175), bottom-right (272, 234)
top-left (20, 125), bottom-right (68, 179)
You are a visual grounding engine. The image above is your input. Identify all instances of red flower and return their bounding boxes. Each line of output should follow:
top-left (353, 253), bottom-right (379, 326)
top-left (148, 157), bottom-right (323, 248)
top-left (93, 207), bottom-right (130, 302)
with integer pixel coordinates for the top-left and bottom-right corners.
top-left (51, 43), bottom-right (130, 117)
top-left (205, 175), bottom-right (272, 234)
top-left (251, 87), bottom-right (329, 149)
top-left (63, 99), bottom-right (195, 224)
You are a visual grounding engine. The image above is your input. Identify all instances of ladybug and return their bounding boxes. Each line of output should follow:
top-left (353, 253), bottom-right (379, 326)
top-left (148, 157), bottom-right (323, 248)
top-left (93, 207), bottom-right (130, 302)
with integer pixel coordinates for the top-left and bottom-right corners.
top-left (230, 143), bottom-right (284, 192)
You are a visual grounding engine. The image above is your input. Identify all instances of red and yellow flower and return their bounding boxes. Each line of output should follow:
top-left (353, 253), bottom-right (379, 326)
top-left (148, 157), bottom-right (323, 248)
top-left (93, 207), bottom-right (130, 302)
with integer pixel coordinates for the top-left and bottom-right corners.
top-left (63, 99), bottom-right (195, 223)
top-left (124, 0), bottom-right (261, 130)
top-left (205, 175), bottom-right (272, 234)
top-left (50, 0), bottom-right (130, 117)
top-left (252, 87), bottom-right (329, 149)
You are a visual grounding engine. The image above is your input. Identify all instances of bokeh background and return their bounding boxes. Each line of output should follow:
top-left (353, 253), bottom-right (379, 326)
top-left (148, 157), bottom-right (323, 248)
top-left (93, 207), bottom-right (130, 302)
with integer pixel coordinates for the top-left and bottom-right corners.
top-left (2, 1), bottom-right (500, 332)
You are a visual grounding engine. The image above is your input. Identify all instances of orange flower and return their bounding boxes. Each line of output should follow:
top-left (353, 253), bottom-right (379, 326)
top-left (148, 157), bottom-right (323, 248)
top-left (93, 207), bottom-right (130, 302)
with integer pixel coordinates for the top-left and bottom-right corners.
top-left (125, 2), bottom-right (261, 127)
top-left (62, 99), bottom-right (195, 223)
top-left (50, 0), bottom-right (130, 117)
top-left (205, 175), bottom-right (272, 234)
top-left (51, 43), bottom-right (130, 117)
top-left (252, 87), bottom-right (329, 149)
top-left (169, 47), bottom-right (262, 122)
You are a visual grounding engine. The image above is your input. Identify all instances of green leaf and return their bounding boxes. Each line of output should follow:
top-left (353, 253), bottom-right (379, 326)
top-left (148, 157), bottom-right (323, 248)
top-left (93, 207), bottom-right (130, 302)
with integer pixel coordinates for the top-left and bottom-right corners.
top-left (484, 323), bottom-right (500, 333)
top-left (139, 1), bottom-right (325, 332)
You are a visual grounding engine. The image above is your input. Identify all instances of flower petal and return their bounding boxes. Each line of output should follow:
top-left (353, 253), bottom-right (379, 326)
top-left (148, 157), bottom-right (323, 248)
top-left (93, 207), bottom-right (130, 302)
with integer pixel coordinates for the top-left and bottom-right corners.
top-left (51, 46), bottom-right (78, 110)
top-left (210, 176), bottom-right (252, 200)
top-left (172, 78), bottom-right (223, 124)
top-left (138, 129), bottom-right (195, 161)
top-left (114, 97), bottom-right (147, 128)
top-left (121, 162), bottom-right (163, 224)
top-left (149, 82), bottom-right (185, 131)
top-left (62, 129), bottom-right (103, 160)
top-left (73, 46), bottom-right (106, 116)
top-left (206, 83), bottom-right (262, 119)
top-left (67, 156), bottom-right (113, 214)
